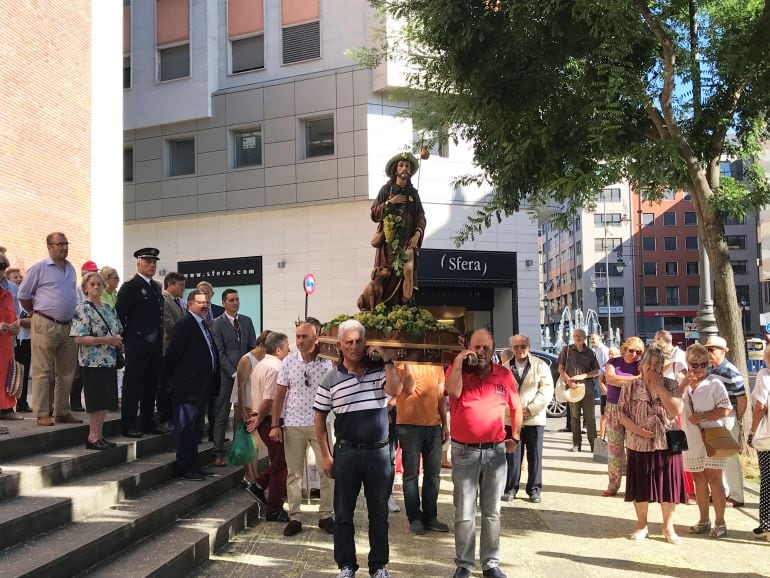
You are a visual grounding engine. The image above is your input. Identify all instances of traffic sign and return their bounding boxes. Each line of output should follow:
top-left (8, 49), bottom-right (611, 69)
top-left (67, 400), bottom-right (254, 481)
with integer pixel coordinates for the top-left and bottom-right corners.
top-left (764, 322), bottom-right (770, 334)
top-left (303, 273), bottom-right (316, 295)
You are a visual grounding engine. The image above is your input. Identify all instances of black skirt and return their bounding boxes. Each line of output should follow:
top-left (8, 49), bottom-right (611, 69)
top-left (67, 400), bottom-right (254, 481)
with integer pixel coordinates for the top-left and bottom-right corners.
top-left (624, 448), bottom-right (687, 504)
top-left (81, 366), bottom-right (119, 412)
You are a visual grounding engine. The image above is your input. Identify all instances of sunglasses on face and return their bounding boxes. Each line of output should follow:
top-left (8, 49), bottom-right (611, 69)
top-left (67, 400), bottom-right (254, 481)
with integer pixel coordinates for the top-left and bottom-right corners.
top-left (689, 362), bottom-right (709, 369)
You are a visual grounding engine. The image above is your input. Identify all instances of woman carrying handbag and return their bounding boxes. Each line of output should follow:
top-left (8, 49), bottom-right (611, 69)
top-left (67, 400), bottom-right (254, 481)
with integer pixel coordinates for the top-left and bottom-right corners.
top-left (749, 347), bottom-right (770, 541)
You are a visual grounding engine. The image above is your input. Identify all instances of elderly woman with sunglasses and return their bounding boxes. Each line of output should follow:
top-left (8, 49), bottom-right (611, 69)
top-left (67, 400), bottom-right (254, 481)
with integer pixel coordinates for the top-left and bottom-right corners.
top-left (618, 347), bottom-right (685, 543)
top-left (602, 336), bottom-right (644, 497)
top-left (680, 343), bottom-right (732, 538)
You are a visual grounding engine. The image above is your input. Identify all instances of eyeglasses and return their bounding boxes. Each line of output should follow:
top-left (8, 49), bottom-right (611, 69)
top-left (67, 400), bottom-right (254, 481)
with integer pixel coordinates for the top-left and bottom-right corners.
top-left (689, 362), bottom-right (709, 369)
top-left (511, 344), bottom-right (529, 350)
top-left (48, 242), bottom-right (69, 247)
top-left (627, 349), bottom-right (643, 356)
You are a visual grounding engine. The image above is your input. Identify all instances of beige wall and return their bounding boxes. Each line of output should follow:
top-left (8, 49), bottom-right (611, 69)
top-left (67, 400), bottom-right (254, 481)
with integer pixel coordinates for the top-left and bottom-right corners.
top-left (0, 1), bottom-right (93, 272)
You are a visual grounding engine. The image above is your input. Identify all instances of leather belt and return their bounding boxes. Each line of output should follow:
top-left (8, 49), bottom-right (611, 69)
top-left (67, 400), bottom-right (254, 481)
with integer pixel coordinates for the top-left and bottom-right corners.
top-left (336, 438), bottom-right (389, 450)
top-left (451, 439), bottom-right (503, 450)
top-left (34, 311), bottom-right (71, 325)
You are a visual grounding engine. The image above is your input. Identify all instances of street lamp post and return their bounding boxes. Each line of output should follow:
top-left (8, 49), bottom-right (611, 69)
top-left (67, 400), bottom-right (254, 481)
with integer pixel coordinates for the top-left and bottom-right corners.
top-left (603, 198), bottom-right (613, 346)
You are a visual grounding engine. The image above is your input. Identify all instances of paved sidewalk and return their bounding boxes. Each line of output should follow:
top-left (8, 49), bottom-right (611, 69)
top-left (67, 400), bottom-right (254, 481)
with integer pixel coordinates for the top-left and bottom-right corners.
top-left (193, 424), bottom-right (767, 577)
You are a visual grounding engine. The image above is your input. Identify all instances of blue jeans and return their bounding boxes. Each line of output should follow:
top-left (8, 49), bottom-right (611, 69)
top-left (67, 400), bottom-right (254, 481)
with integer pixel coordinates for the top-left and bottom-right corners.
top-left (397, 424), bottom-right (443, 523)
top-left (333, 442), bottom-right (391, 574)
top-left (507, 425), bottom-right (544, 496)
top-left (451, 441), bottom-right (506, 572)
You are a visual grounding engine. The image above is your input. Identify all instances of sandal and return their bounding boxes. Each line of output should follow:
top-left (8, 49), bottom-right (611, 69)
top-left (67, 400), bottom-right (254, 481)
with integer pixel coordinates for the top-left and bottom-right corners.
top-left (0, 425), bottom-right (9, 434)
top-left (689, 521), bottom-right (711, 534)
top-left (710, 524), bottom-right (727, 538)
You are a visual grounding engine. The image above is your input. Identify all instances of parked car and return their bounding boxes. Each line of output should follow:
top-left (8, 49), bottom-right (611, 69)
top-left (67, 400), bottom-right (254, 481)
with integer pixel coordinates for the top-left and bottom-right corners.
top-left (493, 348), bottom-right (565, 418)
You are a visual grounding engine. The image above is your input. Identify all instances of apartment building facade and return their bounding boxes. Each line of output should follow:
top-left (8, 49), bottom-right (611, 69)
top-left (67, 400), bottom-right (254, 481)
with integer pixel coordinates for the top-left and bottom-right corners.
top-left (122, 0), bottom-right (541, 343)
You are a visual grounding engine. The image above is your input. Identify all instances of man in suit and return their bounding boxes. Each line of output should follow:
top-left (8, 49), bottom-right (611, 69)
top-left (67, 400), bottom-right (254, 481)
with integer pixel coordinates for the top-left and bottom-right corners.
top-left (115, 248), bottom-right (166, 438)
top-left (159, 272), bottom-right (187, 429)
top-left (196, 281), bottom-right (224, 320)
top-left (164, 289), bottom-right (220, 480)
top-left (210, 288), bottom-right (257, 466)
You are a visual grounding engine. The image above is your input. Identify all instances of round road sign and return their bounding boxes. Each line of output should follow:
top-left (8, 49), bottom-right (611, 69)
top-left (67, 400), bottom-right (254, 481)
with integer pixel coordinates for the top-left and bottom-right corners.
top-left (303, 274), bottom-right (316, 295)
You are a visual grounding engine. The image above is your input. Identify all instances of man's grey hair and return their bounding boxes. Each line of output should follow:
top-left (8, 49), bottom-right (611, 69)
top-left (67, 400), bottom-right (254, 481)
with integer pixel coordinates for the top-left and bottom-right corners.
top-left (508, 334), bottom-right (531, 347)
top-left (338, 319), bottom-right (365, 340)
top-left (654, 330), bottom-right (673, 344)
top-left (573, 328), bottom-right (587, 338)
top-left (265, 332), bottom-right (288, 354)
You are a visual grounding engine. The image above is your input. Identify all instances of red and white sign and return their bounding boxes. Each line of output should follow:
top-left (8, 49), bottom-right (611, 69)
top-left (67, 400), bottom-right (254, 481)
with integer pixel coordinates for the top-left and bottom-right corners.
top-left (303, 273), bottom-right (316, 295)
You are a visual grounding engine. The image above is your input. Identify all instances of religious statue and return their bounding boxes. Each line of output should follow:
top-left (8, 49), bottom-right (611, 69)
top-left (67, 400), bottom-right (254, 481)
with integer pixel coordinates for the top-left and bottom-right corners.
top-left (361, 152), bottom-right (426, 309)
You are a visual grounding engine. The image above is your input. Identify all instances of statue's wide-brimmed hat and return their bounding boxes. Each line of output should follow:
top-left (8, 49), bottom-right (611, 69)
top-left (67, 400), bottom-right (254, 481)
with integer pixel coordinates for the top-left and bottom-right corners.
top-left (385, 152), bottom-right (419, 177)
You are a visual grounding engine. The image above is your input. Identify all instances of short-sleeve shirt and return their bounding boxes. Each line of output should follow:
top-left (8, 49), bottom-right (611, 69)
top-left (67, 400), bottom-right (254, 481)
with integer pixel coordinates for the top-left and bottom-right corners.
top-left (446, 363), bottom-right (520, 444)
top-left (682, 376), bottom-right (733, 459)
top-left (277, 351), bottom-right (333, 427)
top-left (606, 357), bottom-right (639, 404)
top-left (708, 359), bottom-right (746, 406)
top-left (754, 367), bottom-right (770, 408)
top-left (395, 364), bottom-right (444, 426)
top-left (70, 302), bottom-right (124, 367)
top-left (314, 363), bottom-right (389, 444)
top-left (250, 354), bottom-right (283, 414)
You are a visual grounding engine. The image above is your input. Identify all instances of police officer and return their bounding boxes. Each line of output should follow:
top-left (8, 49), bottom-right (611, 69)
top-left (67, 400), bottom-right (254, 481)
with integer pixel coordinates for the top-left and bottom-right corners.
top-left (116, 248), bottom-right (166, 437)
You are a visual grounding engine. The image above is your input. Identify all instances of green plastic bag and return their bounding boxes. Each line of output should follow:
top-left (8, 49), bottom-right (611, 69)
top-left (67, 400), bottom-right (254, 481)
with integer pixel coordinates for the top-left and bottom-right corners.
top-left (228, 422), bottom-right (257, 466)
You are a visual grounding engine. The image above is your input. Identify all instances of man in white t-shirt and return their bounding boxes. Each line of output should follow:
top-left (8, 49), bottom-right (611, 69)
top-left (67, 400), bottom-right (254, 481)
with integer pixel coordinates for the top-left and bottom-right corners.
top-left (655, 330), bottom-right (688, 381)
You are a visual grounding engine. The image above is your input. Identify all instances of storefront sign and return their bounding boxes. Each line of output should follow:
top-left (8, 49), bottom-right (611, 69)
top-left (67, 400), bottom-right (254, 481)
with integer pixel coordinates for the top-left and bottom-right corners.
top-left (178, 256), bottom-right (262, 288)
top-left (418, 249), bottom-right (517, 287)
top-left (598, 306), bottom-right (624, 314)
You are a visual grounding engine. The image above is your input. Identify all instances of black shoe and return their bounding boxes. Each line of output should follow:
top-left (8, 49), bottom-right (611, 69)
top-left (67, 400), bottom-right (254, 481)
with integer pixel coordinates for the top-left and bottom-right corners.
top-left (482, 568), bottom-right (507, 578)
top-left (196, 468), bottom-right (216, 477)
top-left (569, 446), bottom-right (580, 452)
top-left (123, 429), bottom-right (144, 438)
top-left (85, 439), bottom-right (109, 451)
top-left (500, 491), bottom-right (516, 502)
top-left (424, 518), bottom-right (449, 532)
top-left (266, 509), bottom-right (290, 522)
top-left (318, 517), bottom-right (334, 534)
top-left (16, 404), bottom-right (32, 413)
top-left (558, 427), bottom-right (571, 433)
top-left (283, 520), bottom-right (303, 536)
top-left (247, 482), bottom-right (267, 503)
top-left (529, 494), bottom-right (541, 503)
top-left (71, 405), bottom-right (85, 412)
top-left (453, 568), bottom-right (471, 578)
top-left (100, 438), bottom-right (117, 448)
top-left (178, 471), bottom-right (205, 481)
top-left (143, 426), bottom-right (170, 435)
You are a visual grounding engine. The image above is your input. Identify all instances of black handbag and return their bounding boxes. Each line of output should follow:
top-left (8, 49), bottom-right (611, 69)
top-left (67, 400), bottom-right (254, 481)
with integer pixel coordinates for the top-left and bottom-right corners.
top-left (665, 429), bottom-right (688, 453)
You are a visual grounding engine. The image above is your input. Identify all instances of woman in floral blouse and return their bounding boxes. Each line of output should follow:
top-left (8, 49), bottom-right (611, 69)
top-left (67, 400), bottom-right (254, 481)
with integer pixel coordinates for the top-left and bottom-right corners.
top-left (618, 348), bottom-right (686, 544)
top-left (70, 272), bottom-right (123, 450)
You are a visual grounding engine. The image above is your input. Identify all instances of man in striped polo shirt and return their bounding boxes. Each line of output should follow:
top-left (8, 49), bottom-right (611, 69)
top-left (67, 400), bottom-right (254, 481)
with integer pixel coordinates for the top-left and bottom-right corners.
top-left (314, 319), bottom-right (403, 578)
top-left (704, 335), bottom-right (746, 507)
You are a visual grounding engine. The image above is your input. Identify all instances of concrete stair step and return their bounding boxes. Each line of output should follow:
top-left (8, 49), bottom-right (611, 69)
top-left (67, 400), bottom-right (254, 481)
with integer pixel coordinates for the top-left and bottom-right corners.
top-left (0, 462), bottom-right (245, 578)
top-left (79, 486), bottom-right (261, 578)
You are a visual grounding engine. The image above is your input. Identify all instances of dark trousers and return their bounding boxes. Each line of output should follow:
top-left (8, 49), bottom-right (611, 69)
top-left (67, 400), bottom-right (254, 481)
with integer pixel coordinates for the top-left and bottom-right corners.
top-left (122, 345), bottom-right (161, 432)
top-left (174, 399), bottom-right (204, 474)
top-left (14, 339), bottom-right (31, 409)
top-left (70, 365), bottom-right (83, 408)
top-left (398, 424), bottom-right (442, 523)
top-left (212, 379), bottom-right (235, 457)
top-left (256, 418), bottom-right (288, 515)
top-left (333, 442), bottom-right (391, 574)
top-left (507, 425), bottom-right (544, 496)
top-left (156, 356), bottom-right (173, 425)
top-left (570, 390), bottom-right (597, 450)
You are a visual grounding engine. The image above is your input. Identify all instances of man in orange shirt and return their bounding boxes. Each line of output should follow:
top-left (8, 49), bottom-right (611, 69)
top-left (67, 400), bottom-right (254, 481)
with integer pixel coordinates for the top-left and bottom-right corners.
top-left (395, 361), bottom-right (450, 535)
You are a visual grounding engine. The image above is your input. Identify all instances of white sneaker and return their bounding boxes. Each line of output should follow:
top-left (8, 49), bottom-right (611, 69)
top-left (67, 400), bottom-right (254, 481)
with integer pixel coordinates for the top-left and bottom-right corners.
top-left (387, 495), bottom-right (400, 512)
top-left (371, 569), bottom-right (391, 578)
top-left (337, 567), bottom-right (356, 578)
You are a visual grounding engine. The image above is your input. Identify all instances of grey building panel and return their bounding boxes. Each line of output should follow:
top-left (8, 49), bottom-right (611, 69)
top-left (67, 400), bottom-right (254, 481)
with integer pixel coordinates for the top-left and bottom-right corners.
top-left (264, 82), bottom-right (295, 120)
top-left (296, 159), bottom-right (337, 183)
top-left (198, 173), bottom-right (227, 195)
top-left (337, 157), bottom-right (354, 178)
top-left (197, 192), bottom-right (227, 214)
top-left (134, 159), bottom-right (163, 184)
top-left (134, 126), bottom-right (162, 140)
top-left (135, 182), bottom-right (162, 202)
top-left (265, 183), bottom-right (297, 205)
top-left (163, 177), bottom-right (198, 198)
top-left (295, 75), bottom-right (336, 115)
top-left (124, 202), bottom-right (136, 221)
top-left (162, 120), bottom-right (198, 136)
top-left (265, 164), bottom-right (296, 187)
top-left (353, 104), bottom-right (367, 131)
top-left (226, 88), bottom-right (264, 125)
top-left (352, 69), bottom-right (369, 106)
top-left (197, 127), bottom-right (227, 153)
top-left (197, 150), bottom-right (227, 176)
top-left (337, 132), bottom-right (354, 158)
top-left (354, 155), bottom-right (368, 177)
top-left (338, 176), bottom-right (354, 197)
top-left (124, 185), bottom-right (136, 203)
top-left (163, 195), bottom-right (198, 216)
top-left (336, 106), bottom-right (354, 133)
top-left (297, 179), bottom-right (338, 203)
top-left (197, 95), bottom-right (226, 130)
top-left (227, 187), bottom-right (266, 210)
top-left (354, 175), bottom-right (370, 197)
top-left (354, 130), bottom-right (368, 156)
top-left (227, 168), bottom-right (265, 191)
top-left (135, 199), bottom-right (163, 219)
top-left (336, 71), bottom-right (354, 108)
top-left (135, 137), bottom-right (162, 162)
top-left (264, 116), bottom-right (295, 144)
top-left (265, 140), bottom-right (297, 168)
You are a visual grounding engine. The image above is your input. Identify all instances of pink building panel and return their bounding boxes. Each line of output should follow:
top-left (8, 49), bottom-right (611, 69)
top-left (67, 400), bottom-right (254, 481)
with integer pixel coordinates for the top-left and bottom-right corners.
top-left (156, 0), bottom-right (189, 46)
top-left (281, 0), bottom-right (319, 26)
top-left (228, 0), bottom-right (263, 38)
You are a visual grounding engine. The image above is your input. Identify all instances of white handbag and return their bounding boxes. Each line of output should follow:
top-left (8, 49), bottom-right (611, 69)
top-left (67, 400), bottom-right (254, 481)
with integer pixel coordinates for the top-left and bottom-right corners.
top-left (753, 406), bottom-right (770, 451)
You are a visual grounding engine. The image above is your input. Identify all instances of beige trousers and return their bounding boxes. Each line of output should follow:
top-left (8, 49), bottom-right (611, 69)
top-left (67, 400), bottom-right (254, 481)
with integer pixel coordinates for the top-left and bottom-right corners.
top-left (30, 314), bottom-right (76, 418)
top-left (284, 425), bottom-right (334, 521)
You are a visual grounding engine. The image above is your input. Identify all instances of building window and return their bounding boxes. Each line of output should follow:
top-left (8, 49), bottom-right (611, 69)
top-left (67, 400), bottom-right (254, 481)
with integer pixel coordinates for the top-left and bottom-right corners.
top-left (665, 287), bottom-right (679, 305)
top-left (736, 285), bottom-right (750, 304)
top-left (643, 262), bottom-right (657, 276)
top-left (684, 212), bottom-right (697, 225)
top-left (575, 240), bottom-right (582, 255)
top-left (594, 213), bottom-right (622, 226)
top-left (576, 265), bottom-right (582, 279)
top-left (233, 128), bottom-right (262, 167)
top-left (720, 161), bottom-right (732, 177)
top-left (664, 262), bottom-right (678, 275)
top-left (596, 188), bottom-right (622, 202)
top-left (664, 237), bottom-right (677, 251)
top-left (723, 213), bottom-right (746, 225)
top-left (158, 43), bottom-right (190, 81)
top-left (416, 127), bottom-right (450, 159)
top-left (124, 147), bottom-right (134, 182)
top-left (662, 212), bottom-right (676, 226)
top-left (594, 262), bottom-right (623, 277)
top-left (685, 236), bottom-right (698, 250)
top-left (302, 116), bottom-right (334, 158)
top-left (231, 35), bottom-right (265, 73)
top-left (169, 138), bottom-right (195, 176)
top-left (661, 188), bottom-right (676, 200)
top-left (594, 237), bottom-right (621, 251)
top-left (725, 235), bottom-right (747, 250)
top-left (686, 262), bottom-right (699, 275)
top-left (687, 286), bottom-right (700, 305)
top-left (123, 56), bottom-right (131, 89)
top-left (642, 237), bottom-right (656, 251)
top-left (282, 20), bottom-right (320, 64)
top-left (641, 213), bottom-right (654, 226)
top-left (644, 287), bottom-right (658, 305)
top-left (731, 260), bottom-right (748, 275)
top-left (597, 287), bottom-right (624, 307)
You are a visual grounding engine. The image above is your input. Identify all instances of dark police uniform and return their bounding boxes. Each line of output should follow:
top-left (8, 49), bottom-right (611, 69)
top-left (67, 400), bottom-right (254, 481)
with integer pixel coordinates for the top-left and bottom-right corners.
top-left (116, 249), bottom-right (164, 436)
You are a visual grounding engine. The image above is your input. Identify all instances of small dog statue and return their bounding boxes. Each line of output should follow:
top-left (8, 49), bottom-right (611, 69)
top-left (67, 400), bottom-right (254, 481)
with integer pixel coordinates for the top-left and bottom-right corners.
top-left (357, 267), bottom-right (390, 311)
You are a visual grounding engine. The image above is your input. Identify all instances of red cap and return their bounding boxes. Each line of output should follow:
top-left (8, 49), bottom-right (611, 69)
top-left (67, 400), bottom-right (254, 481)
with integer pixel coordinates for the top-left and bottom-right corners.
top-left (81, 260), bottom-right (98, 272)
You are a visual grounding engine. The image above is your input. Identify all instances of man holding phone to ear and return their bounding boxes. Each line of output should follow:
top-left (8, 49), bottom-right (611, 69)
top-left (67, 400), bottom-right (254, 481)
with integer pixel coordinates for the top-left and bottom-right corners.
top-left (445, 329), bottom-right (522, 578)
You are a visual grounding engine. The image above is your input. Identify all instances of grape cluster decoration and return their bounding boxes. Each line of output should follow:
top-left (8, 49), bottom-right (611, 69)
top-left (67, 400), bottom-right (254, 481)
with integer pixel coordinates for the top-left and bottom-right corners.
top-left (323, 304), bottom-right (448, 341)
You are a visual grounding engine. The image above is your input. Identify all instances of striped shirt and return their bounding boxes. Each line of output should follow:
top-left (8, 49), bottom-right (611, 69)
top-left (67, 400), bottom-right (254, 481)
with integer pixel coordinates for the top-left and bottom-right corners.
top-left (314, 362), bottom-right (389, 444)
top-left (708, 359), bottom-right (746, 404)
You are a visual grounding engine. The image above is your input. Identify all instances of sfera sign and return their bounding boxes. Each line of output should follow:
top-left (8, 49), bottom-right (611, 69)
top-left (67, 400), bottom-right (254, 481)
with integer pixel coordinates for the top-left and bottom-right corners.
top-left (419, 249), bottom-right (517, 287)
top-left (178, 256), bottom-right (262, 287)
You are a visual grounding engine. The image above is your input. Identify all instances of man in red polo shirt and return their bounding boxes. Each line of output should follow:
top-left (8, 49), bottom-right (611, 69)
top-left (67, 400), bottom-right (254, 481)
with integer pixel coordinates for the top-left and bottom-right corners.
top-left (446, 329), bottom-right (521, 578)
